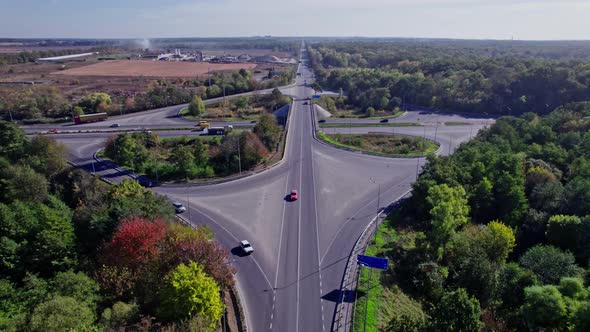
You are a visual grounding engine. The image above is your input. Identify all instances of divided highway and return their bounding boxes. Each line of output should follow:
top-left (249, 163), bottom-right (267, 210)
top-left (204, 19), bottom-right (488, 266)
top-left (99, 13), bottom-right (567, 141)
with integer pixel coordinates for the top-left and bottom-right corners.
top-left (40, 44), bottom-right (493, 332)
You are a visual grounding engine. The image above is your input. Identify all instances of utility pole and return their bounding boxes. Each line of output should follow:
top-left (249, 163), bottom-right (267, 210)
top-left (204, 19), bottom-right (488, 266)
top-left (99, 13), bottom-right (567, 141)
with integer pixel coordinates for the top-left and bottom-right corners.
top-left (186, 181), bottom-right (192, 221)
top-left (237, 137), bottom-right (242, 175)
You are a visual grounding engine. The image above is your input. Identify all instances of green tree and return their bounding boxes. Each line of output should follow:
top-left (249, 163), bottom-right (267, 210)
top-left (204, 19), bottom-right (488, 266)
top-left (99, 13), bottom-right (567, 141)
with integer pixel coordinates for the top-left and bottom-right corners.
top-left (1, 165), bottom-right (48, 203)
top-left (170, 145), bottom-right (196, 179)
top-left (426, 184), bottom-right (470, 249)
top-left (546, 215), bottom-right (582, 254)
top-left (431, 288), bottom-right (482, 332)
top-left (253, 113), bottom-right (281, 150)
top-left (26, 136), bottom-right (68, 178)
top-left (78, 92), bottom-right (111, 114)
top-left (50, 270), bottom-right (100, 308)
top-left (158, 261), bottom-right (223, 328)
top-left (188, 95), bottom-right (206, 116)
top-left (101, 301), bottom-right (139, 328)
top-left (29, 296), bottom-right (95, 332)
top-left (559, 277), bottom-right (587, 300)
top-left (519, 245), bottom-right (583, 284)
top-left (72, 106), bottom-right (84, 116)
top-left (496, 263), bottom-right (538, 325)
top-left (573, 301), bottom-right (590, 332)
top-left (522, 285), bottom-right (567, 330)
top-left (0, 121), bottom-right (27, 160)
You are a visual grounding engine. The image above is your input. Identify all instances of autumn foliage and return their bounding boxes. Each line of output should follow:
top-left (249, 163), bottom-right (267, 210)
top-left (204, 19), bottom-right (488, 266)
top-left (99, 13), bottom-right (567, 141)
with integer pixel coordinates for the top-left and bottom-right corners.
top-left (100, 217), bottom-right (167, 269)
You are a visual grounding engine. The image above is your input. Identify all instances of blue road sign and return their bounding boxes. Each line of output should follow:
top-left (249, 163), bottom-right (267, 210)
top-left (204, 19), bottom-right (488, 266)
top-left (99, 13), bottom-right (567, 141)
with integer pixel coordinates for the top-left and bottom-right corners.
top-left (357, 255), bottom-right (388, 270)
top-left (312, 95), bottom-right (321, 99)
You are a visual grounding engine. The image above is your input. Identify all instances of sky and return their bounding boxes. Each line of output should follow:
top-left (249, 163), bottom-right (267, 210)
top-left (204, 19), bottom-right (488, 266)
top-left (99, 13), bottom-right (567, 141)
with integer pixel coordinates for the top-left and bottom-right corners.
top-left (1, 0), bottom-right (589, 40)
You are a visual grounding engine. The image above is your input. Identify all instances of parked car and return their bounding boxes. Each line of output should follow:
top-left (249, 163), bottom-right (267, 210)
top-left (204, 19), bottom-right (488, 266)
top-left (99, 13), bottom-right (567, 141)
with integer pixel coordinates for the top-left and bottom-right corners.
top-left (172, 202), bottom-right (186, 213)
top-left (290, 189), bottom-right (298, 201)
top-left (240, 240), bottom-right (254, 254)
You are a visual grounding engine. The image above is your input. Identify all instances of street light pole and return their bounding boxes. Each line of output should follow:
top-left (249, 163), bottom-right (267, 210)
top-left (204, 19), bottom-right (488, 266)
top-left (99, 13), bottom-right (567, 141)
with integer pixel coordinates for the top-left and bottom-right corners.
top-left (237, 138), bottom-right (242, 175)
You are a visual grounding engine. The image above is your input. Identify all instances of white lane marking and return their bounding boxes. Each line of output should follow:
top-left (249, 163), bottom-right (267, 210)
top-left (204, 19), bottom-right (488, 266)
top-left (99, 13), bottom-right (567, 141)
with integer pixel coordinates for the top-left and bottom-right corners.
top-left (296, 100), bottom-right (304, 332)
top-left (319, 181), bottom-right (413, 265)
top-left (310, 113), bottom-right (326, 332)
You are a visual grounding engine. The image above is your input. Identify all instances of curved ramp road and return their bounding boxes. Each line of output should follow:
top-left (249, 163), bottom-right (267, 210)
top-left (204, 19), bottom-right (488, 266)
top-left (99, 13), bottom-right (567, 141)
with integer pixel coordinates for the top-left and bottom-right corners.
top-left (40, 47), bottom-right (490, 332)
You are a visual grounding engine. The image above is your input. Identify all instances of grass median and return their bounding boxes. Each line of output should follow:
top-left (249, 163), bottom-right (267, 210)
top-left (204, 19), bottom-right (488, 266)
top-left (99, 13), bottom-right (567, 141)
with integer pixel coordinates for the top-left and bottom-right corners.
top-left (316, 131), bottom-right (439, 158)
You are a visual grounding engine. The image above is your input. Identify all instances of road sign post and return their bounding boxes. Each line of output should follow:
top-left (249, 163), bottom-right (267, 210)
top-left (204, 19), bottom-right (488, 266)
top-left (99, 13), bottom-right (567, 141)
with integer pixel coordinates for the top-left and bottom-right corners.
top-left (357, 255), bottom-right (388, 332)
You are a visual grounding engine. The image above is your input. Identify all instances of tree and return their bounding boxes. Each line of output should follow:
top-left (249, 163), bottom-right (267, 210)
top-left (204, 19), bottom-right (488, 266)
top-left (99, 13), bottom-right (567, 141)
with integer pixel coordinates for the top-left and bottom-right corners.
top-left (253, 113), bottom-right (281, 150)
top-left (170, 145), bottom-right (196, 179)
top-left (162, 225), bottom-right (235, 287)
top-left (49, 270), bottom-right (100, 308)
top-left (519, 245), bottom-right (583, 284)
top-left (78, 92), bottom-right (112, 114)
top-left (559, 277), bottom-right (587, 300)
top-left (496, 263), bottom-right (538, 324)
top-left (0, 121), bottom-right (27, 160)
top-left (101, 301), bottom-right (139, 329)
top-left (100, 217), bottom-right (167, 269)
top-left (72, 106), bottom-right (84, 116)
top-left (29, 296), bottom-right (95, 332)
top-left (431, 288), bottom-right (482, 332)
top-left (1, 165), bottom-right (48, 203)
top-left (572, 301), bottom-right (590, 332)
top-left (546, 215), bottom-right (582, 254)
top-left (426, 184), bottom-right (470, 249)
top-left (158, 261), bottom-right (223, 328)
top-left (188, 95), bottom-right (205, 116)
top-left (522, 285), bottom-right (567, 330)
top-left (26, 136), bottom-right (68, 178)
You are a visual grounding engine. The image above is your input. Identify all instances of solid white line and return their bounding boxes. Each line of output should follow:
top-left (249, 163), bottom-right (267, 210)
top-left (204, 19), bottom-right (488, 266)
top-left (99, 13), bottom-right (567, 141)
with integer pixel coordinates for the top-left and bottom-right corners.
top-left (310, 123), bottom-right (326, 332)
top-left (296, 97), bottom-right (304, 332)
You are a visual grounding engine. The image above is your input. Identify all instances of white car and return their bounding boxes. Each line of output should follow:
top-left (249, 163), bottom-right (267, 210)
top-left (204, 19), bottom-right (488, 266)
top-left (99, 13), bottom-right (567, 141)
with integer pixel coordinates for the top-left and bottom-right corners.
top-left (172, 202), bottom-right (186, 213)
top-left (240, 240), bottom-right (254, 254)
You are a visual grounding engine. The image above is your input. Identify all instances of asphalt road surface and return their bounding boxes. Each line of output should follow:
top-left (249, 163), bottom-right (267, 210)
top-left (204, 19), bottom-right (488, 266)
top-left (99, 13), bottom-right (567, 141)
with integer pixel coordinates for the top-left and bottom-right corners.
top-left (37, 44), bottom-right (493, 332)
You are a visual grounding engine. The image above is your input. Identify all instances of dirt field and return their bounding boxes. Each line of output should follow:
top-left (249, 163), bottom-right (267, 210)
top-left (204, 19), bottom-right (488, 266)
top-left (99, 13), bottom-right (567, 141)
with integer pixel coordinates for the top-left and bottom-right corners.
top-left (51, 60), bottom-right (258, 78)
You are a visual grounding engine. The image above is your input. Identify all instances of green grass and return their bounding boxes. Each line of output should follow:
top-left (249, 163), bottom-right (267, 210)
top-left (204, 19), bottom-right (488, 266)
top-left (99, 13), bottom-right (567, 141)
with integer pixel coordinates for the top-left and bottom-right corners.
top-left (353, 216), bottom-right (426, 332)
top-left (353, 224), bottom-right (396, 332)
top-left (444, 121), bottom-right (470, 126)
top-left (316, 131), bottom-right (439, 158)
top-left (319, 122), bottom-right (421, 128)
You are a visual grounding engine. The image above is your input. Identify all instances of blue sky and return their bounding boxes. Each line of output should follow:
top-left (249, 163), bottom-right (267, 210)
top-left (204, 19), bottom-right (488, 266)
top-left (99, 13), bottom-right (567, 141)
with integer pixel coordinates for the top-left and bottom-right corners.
top-left (1, 0), bottom-right (589, 40)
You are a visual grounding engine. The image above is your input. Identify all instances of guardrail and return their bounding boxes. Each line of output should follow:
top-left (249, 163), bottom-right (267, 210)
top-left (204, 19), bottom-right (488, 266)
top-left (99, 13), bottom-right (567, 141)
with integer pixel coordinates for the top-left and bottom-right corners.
top-left (332, 193), bottom-right (411, 332)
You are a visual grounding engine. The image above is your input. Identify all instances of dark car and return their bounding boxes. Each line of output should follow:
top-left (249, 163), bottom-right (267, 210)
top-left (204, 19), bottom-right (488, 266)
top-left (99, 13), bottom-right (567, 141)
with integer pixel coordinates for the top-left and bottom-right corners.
top-left (380, 118), bottom-right (389, 123)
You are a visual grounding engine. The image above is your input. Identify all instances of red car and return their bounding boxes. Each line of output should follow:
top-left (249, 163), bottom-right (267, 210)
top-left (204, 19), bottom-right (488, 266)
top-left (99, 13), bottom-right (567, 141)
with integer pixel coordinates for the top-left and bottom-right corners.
top-left (290, 189), bottom-right (298, 201)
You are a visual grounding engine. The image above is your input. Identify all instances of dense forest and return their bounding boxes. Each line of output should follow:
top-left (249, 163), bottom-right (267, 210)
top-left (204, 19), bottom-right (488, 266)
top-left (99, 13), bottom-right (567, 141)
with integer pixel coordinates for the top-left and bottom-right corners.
top-left (307, 41), bottom-right (590, 116)
top-left (0, 121), bottom-right (234, 331)
top-left (366, 102), bottom-right (590, 331)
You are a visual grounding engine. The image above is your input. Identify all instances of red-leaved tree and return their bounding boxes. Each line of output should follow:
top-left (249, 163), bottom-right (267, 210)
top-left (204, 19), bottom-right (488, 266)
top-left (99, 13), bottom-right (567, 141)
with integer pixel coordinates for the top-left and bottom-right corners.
top-left (100, 217), bottom-right (167, 269)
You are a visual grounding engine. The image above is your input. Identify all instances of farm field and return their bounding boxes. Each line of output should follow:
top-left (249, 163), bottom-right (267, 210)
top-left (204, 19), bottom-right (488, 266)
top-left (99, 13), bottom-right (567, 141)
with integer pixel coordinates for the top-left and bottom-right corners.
top-left (51, 60), bottom-right (258, 77)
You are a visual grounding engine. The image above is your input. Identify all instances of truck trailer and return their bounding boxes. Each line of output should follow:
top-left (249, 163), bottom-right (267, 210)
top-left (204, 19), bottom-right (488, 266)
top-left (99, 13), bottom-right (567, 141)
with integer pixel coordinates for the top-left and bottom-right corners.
top-left (74, 112), bottom-right (108, 124)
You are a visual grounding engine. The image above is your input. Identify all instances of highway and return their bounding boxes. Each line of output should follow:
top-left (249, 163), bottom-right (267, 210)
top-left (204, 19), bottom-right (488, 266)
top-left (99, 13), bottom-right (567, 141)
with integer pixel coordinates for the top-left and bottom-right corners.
top-left (41, 44), bottom-right (493, 332)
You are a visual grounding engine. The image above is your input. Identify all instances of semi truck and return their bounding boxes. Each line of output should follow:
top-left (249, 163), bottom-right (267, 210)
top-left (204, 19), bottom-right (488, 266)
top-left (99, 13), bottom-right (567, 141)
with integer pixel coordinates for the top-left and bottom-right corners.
top-left (74, 112), bottom-right (108, 124)
top-left (203, 125), bottom-right (233, 136)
